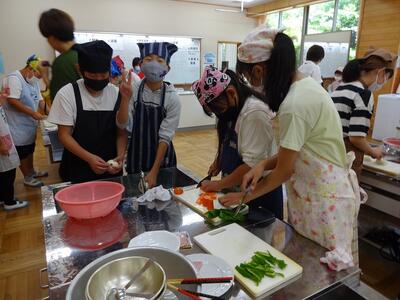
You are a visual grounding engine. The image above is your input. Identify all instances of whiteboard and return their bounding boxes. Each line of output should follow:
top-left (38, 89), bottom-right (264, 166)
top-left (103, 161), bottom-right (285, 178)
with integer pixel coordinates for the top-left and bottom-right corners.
top-left (74, 32), bottom-right (201, 84)
top-left (303, 31), bottom-right (352, 78)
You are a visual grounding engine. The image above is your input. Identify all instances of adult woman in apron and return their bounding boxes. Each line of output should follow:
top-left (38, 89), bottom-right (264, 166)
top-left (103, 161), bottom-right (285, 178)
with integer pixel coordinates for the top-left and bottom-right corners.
top-left (193, 67), bottom-right (283, 219)
top-left (222, 29), bottom-right (360, 271)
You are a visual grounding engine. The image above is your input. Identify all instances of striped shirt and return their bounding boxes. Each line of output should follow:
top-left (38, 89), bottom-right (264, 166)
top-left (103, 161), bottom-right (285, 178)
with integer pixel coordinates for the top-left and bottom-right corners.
top-left (331, 81), bottom-right (373, 137)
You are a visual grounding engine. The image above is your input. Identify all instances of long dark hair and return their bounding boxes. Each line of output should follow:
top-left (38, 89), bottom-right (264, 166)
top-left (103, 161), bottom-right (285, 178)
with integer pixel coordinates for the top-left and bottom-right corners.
top-left (262, 33), bottom-right (296, 112)
top-left (202, 69), bottom-right (256, 169)
top-left (342, 56), bottom-right (390, 83)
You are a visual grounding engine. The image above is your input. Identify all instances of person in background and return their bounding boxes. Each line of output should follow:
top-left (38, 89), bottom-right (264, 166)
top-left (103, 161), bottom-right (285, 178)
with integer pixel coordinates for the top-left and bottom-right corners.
top-left (117, 42), bottom-right (181, 188)
top-left (110, 56), bottom-right (125, 86)
top-left (0, 87), bottom-right (28, 210)
top-left (2, 55), bottom-right (48, 187)
top-left (222, 31), bottom-right (360, 271)
top-left (331, 48), bottom-right (397, 179)
top-left (48, 41), bottom-right (128, 183)
top-left (39, 8), bottom-right (81, 102)
top-left (192, 66), bottom-right (283, 219)
top-left (131, 57), bottom-right (144, 81)
top-left (328, 67), bottom-right (343, 93)
top-left (298, 45), bottom-right (325, 84)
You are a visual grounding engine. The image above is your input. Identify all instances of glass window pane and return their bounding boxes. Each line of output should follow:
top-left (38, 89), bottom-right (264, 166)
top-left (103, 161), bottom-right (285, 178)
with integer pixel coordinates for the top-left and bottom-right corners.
top-left (336, 0), bottom-right (360, 60)
top-left (266, 12), bottom-right (279, 28)
top-left (281, 7), bottom-right (304, 66)
top-left (307, 1), bottom-right (335, 34)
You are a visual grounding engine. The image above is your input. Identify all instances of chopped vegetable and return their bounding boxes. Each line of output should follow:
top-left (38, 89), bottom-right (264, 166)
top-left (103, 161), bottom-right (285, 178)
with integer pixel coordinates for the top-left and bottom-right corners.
top-left (235, 251), bottom-right (287, 285)
top-left (196, 192), bottom-right (217, 211)
top-left (205, 209), bottom-right (245, 222)
top-left (173, 187), bottom-right (184, 195)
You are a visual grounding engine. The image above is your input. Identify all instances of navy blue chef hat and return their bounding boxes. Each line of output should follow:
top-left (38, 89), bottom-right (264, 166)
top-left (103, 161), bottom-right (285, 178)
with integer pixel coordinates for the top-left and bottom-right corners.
top-left (74, 40), bottom-right (113, 73)
top-left (137, 42), bottom-right (178, 65)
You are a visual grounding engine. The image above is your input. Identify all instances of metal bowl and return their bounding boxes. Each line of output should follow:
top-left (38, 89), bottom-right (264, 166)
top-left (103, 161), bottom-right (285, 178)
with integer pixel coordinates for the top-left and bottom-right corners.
top-left (86, 256), bottom-right (166, 300)
top-left (67, 247), bottom-right (198, 300)
top-left (383, 137), bottom-right (400, 160)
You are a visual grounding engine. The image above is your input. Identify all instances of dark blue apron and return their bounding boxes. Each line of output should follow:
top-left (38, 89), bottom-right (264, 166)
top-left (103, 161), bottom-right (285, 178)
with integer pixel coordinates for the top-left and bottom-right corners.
top-left (59, 82), bottom-right (122, 183)
top-left (126, 80), bottom-right (177, 174)
top-left (220, 125), bottom-right (283, 220)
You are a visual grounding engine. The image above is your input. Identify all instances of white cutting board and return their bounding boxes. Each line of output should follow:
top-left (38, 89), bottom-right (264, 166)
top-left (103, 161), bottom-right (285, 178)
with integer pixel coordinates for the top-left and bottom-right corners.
top-left (363, 155), bottom-right (400, 177)
top-left (194, 223), bottom-right (303, 298)
top-left (172, 187), bottom-right (248, 225)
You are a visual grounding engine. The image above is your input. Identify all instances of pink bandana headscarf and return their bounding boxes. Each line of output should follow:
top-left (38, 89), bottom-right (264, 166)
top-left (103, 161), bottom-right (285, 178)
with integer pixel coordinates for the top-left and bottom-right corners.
top-left (192, 66), bottom-right (231, 106)
top-left (238, 26), bottom-right (285, 64)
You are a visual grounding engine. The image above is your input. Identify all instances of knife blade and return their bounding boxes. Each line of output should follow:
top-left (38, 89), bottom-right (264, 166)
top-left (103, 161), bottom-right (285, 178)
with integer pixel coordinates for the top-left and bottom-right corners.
top-left (196, 174), bottom-right (212, 188)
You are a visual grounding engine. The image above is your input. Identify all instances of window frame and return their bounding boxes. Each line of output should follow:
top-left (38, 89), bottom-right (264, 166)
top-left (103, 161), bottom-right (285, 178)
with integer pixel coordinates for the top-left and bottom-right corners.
top-left (265, 0), bottom-right (360, 64)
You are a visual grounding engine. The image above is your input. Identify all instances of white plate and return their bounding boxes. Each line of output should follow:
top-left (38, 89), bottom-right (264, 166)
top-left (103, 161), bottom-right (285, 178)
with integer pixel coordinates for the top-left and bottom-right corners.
top-left (128, 231), bottom-right (180, 252)
top-left (162, 289), bottom-right (178, 300)
top-left (186, 254), bottom-right (233, 297)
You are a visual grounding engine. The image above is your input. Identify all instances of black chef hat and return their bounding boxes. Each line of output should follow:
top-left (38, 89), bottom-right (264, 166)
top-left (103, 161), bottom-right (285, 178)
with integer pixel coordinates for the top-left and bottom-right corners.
top-left (74, 40), bottom-right (113, 73)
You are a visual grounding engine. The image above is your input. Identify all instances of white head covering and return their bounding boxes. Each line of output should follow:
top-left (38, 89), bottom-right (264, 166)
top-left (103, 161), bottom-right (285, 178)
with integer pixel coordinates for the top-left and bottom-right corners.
top-left (238, 26), bottom-right (285, 64)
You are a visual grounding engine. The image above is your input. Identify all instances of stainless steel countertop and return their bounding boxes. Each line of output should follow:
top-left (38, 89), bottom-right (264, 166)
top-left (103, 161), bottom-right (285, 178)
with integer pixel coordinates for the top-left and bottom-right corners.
top-left (41, 167), bottom-right (360, 299)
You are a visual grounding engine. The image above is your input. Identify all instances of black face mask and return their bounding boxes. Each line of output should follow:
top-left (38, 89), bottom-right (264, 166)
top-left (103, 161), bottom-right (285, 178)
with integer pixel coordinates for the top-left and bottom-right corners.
top-left (216, 106), bottom-right (239, 123)
top-left (84, 76), bottom-right (109, 91)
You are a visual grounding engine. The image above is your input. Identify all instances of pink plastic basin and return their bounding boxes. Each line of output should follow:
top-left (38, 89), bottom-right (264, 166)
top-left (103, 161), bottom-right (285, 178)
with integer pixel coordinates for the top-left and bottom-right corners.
top-left (55, 181), bottom-right (125, 219)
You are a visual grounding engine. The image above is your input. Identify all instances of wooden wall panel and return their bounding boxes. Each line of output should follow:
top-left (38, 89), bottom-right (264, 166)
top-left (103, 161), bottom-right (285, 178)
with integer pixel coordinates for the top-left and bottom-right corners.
top-left (356, 0), bottom-right (400, 96)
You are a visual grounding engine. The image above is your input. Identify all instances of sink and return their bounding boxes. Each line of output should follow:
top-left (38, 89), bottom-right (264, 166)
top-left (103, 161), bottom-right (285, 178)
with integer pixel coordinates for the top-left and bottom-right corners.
top-left (308, 283), bottom-right (367, 300)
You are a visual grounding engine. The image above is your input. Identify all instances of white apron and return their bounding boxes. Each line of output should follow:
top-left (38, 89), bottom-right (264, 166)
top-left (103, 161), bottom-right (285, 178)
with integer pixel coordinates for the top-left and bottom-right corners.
top-left (286, 148), bottom-right (361, 271)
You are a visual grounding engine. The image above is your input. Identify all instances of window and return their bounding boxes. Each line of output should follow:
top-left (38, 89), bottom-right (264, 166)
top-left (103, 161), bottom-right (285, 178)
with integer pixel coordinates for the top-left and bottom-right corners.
top-left (336, 0), bottom-right (360, 59)
top-left (264, 0), bottom-right (360, 64)
top-left (266, 12), bottom-right (279, 28)
top-left (307, 1), bottom-right (335, 34)
top-left (281, 8), bottom-right (304, 66)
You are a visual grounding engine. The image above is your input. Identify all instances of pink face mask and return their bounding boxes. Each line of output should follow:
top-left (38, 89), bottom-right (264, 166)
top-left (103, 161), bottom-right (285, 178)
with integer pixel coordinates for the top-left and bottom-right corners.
top-left (192, 66), bottom-right (231, 106)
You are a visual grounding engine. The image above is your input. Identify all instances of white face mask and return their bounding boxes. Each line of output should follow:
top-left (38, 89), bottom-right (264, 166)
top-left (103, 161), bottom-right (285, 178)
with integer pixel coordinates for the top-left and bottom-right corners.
top-left (26, 76), bottom-right (40, 85)
top-left (334, 75), bottom-right (342, 82)
top-left (368, 71), bottom-right (387, 92)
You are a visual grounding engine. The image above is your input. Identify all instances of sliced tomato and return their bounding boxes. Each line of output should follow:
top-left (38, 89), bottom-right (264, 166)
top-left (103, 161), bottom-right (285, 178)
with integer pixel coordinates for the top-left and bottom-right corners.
top-left (173, 187), bottom-right (184, 195)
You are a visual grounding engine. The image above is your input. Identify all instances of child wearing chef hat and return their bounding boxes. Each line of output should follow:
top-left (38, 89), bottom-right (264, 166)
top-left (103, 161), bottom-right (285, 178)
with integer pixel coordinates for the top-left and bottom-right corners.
top-left (116, 42), bottom-right (181, 188)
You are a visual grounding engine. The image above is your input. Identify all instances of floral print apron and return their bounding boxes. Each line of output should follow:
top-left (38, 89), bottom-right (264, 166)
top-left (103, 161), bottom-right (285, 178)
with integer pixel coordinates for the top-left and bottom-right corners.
top-left (286, 148), bottom-right (361, 271)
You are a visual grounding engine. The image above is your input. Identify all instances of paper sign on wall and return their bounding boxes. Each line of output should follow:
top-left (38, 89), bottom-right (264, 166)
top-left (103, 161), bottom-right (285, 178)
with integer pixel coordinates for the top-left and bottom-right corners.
top-left (203, 52), bottom-right (216, 67)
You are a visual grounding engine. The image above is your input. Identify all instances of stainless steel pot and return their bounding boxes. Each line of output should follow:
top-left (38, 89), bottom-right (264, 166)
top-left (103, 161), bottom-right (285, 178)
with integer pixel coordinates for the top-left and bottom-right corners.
top-left (67, 247), bottom-right (197, 300)
top-left (86, 256), bottom-right (166, 300)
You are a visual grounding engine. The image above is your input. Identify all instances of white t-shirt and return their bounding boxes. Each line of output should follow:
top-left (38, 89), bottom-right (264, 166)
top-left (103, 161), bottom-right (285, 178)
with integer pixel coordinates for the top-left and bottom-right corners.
top-left (48, 79), bottom-right (119, 126)
top-left (3, 71), bottom-right (43, 145)
top-left (6, 73), bottom-right (43, 101)
top-left (298, 60), bottom-right (322, 84)
top-left (235, 96), bottom-right (276, 168)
